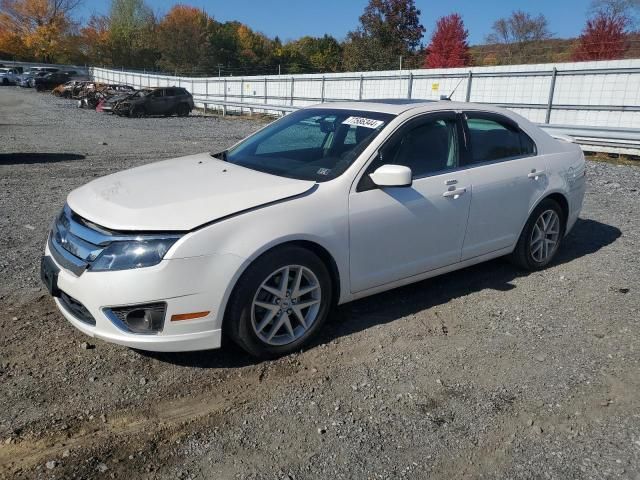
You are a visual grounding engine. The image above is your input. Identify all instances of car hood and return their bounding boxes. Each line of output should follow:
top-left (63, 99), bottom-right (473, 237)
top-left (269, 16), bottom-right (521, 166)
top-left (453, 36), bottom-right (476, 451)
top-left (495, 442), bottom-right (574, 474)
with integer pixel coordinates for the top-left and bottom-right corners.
top-left (104, 93), bottom-right (131, 104)
top-left (66, 153), bottom-right (315, 231)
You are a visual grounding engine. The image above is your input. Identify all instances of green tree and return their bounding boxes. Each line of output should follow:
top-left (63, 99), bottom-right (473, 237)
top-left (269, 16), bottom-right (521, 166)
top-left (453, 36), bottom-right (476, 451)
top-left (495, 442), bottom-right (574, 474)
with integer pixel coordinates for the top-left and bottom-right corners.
top-left (279, 35), bottom-right (343, 73)
top-left (343, 0), bottom-right (425, 71)
top-left (108, 0), bottom-right (158, 69)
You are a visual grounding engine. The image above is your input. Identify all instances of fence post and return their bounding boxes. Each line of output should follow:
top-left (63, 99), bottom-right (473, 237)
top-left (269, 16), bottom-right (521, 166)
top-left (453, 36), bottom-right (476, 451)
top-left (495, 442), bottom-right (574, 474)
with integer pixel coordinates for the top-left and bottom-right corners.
top-left (224, 78), bottom-right (227, 103)
top-left (205, 79), bottom-right (209, 115)
top-left (264, 77), bottom-right (268, 104)
top-left (240, 78), bottom-right (244, 108)
top-left (465, 71), bottom-right (473, 102)
top-left (358, 75), bottom-right (364, 100)
top-left (545, 67), bottom-right (558, 124)
top-left (290, 77), bottom-right (295, 106)
top-left (321, 75), bottom-right (325, 103)
top-left (407, 72), bottom-right (413, 99)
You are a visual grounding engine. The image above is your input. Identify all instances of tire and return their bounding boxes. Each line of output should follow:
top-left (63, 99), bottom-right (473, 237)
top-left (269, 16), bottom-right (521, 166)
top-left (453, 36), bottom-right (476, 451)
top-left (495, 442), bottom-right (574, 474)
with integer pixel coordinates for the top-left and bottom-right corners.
top-left (130, 105), bottom-right (145, 118)
top-left (1, 78), bottom-right (8, 86)
top-left (225, 245), bottom-right (333, 359)
top-left (509, 198), bottom-right (566, 270)
top-left (177, 103), bottom-right (190, 117)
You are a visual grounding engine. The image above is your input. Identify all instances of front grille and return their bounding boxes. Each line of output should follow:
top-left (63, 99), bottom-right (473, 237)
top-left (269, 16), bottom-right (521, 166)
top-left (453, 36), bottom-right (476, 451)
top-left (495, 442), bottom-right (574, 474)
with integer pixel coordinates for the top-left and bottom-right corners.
top-left (59, 291), bottom-right (96, 325)
top-left (48, 205), bottom-right (108, 276)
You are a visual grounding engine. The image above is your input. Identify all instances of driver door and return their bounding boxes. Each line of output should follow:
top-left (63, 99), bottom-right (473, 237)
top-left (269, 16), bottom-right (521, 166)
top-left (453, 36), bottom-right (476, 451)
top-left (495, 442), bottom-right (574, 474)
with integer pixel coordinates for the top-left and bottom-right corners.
top-left (349, 112), bottom-right (472, 293)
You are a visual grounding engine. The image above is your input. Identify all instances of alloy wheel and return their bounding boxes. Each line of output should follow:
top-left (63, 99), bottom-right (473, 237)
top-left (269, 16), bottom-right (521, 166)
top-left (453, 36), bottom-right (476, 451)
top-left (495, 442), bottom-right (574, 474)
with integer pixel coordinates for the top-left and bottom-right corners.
top-left (251, 265), bottom-right (321, 346)
top-left (529, 209), bottom-right (560, 263)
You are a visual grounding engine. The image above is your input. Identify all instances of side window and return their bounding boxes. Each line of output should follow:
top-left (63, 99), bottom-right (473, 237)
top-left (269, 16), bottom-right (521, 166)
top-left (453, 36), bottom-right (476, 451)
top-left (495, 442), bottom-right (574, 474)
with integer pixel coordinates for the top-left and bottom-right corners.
top-left (152, 89), bottom-right (164, 98)
top-left (165, 88), bottom-right (177, 97)
top-left (381, 116), bottom-right (459, 178)
top-left (466, 115), bottom-right (536, 164)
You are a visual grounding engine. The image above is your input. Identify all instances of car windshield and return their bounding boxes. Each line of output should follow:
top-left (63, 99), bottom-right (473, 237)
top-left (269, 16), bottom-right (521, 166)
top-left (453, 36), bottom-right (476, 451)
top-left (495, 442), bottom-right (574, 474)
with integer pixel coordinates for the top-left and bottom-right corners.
top-left (221, 108), bottom-right (394, 182)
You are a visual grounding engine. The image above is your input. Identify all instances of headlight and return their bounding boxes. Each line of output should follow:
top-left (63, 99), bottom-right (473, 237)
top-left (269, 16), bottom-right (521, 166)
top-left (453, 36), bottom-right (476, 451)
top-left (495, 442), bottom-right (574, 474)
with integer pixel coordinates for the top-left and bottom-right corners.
top-left (90, 238), bottom-right (179, 272)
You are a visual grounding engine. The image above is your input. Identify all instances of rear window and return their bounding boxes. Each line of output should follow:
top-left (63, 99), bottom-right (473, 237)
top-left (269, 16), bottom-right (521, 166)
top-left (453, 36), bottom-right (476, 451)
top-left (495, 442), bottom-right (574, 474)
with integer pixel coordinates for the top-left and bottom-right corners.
top-left (466, 115), bottom-right (536, 164)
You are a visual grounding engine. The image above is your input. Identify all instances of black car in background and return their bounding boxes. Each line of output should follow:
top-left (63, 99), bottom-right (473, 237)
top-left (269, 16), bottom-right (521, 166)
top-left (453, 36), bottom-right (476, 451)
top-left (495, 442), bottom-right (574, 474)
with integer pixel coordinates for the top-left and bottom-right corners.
top-left (33, 72), bottom-right (72, 91)
top-left (114, 87), bottom-right (195, 117)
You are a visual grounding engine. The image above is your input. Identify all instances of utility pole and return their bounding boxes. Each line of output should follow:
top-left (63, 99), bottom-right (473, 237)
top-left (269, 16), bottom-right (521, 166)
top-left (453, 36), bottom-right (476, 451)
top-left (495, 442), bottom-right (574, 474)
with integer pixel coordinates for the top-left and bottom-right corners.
top-left (399, 56), bottom-right (403, 72)
top-left (217, 64), bottom-right (222, 77)
top-left (278, 64), bottom-right (281, 76)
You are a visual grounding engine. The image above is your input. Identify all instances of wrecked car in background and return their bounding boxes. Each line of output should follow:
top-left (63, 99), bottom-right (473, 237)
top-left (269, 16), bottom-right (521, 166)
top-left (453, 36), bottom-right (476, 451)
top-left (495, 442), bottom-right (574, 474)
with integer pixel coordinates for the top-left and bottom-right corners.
top-left (112, 87), bottom-right (194, 117)
top-left (77, 83), bottom-right (136, 109)
top-left (34, 72), bottom-right (73, 92)
top-left (98, 88), bottom-right (151, 114)
top-left (52, 80), bottom-right (92, 98)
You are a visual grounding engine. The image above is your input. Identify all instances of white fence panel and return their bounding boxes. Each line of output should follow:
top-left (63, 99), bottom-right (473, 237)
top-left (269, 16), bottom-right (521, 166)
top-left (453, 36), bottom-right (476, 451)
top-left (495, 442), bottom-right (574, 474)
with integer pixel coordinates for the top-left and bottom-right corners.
top-left (89, 58), bottom-right (640, 129)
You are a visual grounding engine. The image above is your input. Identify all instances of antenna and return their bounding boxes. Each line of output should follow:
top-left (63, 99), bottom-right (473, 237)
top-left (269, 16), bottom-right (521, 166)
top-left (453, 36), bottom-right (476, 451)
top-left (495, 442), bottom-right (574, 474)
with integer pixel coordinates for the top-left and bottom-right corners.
top-left (440, 77), bottom-right (465, 101)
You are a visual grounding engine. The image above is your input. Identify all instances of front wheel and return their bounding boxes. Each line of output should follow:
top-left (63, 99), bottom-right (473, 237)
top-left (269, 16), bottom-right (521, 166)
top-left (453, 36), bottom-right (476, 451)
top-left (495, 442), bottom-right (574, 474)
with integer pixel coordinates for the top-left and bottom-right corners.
top-left (130, 105), bottom-right (145, 118)
top-left (509, 198), bottom-right (566, 270)
top-left (225, 246), bottom-right (333, 358)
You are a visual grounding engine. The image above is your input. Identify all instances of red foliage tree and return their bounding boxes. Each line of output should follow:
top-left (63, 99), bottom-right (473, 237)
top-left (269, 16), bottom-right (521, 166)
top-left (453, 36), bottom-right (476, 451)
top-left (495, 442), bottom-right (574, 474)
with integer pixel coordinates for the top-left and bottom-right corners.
top-left (424, 13), bottom-right (470, 68)
top-left (571, 11), bottom-right (628, 61)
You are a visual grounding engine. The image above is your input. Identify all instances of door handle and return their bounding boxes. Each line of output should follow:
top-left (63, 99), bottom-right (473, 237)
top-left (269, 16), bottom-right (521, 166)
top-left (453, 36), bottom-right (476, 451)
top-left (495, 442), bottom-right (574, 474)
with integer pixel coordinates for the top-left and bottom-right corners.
top-left (528, 170), bottom-right (546, 179)
top-left (443, 187), bottom-right (467, 198)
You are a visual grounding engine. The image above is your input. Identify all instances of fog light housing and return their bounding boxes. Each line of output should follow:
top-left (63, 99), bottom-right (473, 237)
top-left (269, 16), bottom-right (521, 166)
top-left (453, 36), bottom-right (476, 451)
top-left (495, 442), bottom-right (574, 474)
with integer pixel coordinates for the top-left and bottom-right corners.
top-left (105, 303), bottom-right (167, 334)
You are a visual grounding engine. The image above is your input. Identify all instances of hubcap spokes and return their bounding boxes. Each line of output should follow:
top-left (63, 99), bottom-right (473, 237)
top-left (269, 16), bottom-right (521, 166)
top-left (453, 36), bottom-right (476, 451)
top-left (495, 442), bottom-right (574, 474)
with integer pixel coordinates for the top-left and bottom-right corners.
top-left (251, 265), bottom-right (321, 346)
top-left (530, 209), bottom-right (560, 263)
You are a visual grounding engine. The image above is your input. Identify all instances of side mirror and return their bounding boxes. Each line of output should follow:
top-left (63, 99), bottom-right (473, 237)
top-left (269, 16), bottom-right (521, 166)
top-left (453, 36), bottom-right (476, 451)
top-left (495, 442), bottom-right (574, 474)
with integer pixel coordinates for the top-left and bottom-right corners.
top-left (369, 164), bottom-right (412, 188)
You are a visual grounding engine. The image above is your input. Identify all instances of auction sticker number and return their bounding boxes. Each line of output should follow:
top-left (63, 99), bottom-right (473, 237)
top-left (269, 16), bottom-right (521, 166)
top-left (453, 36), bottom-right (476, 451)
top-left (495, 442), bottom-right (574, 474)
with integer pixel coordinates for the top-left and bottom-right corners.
top-left (342, 116), bottom-right (384, 129)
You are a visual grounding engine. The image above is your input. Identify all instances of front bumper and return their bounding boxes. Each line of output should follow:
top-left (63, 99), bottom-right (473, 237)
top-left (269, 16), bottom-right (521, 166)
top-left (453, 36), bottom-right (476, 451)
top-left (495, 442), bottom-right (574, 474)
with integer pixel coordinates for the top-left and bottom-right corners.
top-left (43, 242), bottom-right (243, 352)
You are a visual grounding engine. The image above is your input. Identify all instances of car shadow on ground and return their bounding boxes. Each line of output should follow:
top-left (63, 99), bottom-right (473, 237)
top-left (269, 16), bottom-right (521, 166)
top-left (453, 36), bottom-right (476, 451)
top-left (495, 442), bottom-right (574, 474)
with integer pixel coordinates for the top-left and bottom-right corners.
top-left (0, 153), bottom-right (85, 165)
top-left (141, 218), bottom-right (621, 369)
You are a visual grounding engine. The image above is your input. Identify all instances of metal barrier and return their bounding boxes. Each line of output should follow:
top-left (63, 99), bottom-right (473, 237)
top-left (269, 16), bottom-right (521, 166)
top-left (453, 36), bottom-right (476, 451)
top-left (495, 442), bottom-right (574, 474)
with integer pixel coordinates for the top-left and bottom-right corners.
top-left (87, 61), bottom-right (640, 154)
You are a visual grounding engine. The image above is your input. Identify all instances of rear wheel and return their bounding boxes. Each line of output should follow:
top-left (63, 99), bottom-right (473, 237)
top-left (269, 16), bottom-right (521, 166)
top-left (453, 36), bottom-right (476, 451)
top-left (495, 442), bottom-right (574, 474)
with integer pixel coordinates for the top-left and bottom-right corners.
top-left (225, 246), bottom-right (333, 358)
top-left (509, 198), bottom-right (565, 270)
top-left (176, 103), bottom-right (190, 117)
top-left (1, 78), bottom-right (8, 86)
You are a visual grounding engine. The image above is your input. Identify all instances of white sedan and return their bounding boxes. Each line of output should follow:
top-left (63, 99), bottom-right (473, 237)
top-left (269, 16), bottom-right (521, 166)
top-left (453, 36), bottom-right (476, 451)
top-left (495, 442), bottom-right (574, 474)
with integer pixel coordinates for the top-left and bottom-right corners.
top-left (41, 100), bottom-right (586, 357)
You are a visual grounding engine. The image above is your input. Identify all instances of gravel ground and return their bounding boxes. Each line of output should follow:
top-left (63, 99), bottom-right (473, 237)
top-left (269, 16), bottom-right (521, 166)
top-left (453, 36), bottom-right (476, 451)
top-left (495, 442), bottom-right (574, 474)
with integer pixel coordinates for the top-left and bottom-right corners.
top-left (1, 87), bottom-right (639, 480)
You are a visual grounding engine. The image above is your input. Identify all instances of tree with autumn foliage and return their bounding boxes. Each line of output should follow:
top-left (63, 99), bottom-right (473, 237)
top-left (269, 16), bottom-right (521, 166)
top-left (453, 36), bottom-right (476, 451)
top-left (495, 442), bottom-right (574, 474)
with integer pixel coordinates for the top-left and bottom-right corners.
top-left (424, 13), bottom-right (470, 68)
top-left (79, 14), bottom-right (110, 65)
top-left (0, 0), bottom-right (82, 62)
top-left (571, 0), bottom-right (634, 60)
top-left (156, 5), bottom-right (212, 73)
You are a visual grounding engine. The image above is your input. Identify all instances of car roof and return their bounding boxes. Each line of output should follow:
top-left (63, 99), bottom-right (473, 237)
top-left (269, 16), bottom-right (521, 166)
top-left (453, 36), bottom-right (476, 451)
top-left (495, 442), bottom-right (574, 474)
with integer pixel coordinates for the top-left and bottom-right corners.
top-left (313, 99), bottom-right (516, 116)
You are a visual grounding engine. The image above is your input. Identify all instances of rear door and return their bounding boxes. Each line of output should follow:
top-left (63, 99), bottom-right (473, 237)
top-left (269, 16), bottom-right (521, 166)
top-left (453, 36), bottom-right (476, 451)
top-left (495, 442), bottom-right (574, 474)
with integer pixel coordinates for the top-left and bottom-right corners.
top-left (460, 112), bottom-right (548, 260)
top-left (163, 88), bottom-right (178, 113)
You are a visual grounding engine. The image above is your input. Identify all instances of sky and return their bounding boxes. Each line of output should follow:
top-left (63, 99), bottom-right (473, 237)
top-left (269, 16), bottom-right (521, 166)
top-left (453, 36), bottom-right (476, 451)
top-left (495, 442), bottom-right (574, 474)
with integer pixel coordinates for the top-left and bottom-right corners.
top-left (76, 0), bottom-right (594, 45)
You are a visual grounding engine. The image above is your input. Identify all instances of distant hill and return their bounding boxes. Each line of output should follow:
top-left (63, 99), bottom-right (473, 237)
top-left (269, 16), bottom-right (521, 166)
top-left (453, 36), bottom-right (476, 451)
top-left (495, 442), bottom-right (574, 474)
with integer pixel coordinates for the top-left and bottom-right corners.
top-left (468, 33), bottom-right (640, 66)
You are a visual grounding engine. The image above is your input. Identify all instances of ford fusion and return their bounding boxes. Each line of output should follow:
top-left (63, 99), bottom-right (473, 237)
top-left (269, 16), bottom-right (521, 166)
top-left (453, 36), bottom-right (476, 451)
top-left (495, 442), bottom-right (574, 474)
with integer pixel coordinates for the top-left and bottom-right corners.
top-left (41, 100), bottom-right (586, 358)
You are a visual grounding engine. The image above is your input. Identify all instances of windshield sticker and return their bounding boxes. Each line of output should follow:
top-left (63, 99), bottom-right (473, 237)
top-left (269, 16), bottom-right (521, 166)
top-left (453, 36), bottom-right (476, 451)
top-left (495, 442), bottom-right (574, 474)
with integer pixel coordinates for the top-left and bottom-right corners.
top-left (342, 116), bottom-right (384, 129)
top-left (317, 168), bottom-right (332, 176)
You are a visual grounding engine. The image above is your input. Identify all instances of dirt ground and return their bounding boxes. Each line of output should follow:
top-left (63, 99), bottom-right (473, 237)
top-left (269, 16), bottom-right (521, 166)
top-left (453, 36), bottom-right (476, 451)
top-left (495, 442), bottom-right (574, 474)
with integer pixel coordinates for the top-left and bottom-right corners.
top-left (0, 87), bottom-right (639, 480)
